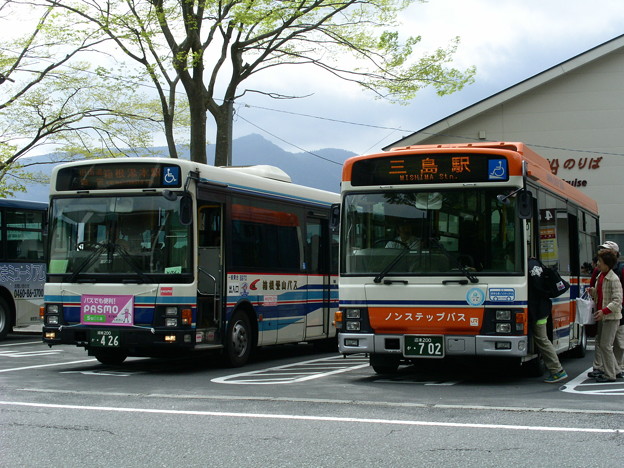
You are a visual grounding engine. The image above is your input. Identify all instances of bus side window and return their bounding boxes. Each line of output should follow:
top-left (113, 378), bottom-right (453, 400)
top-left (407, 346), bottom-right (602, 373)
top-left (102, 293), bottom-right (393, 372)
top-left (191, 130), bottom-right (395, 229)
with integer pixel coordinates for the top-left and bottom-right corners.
top-left (199, 206), bottom-right (221, 248)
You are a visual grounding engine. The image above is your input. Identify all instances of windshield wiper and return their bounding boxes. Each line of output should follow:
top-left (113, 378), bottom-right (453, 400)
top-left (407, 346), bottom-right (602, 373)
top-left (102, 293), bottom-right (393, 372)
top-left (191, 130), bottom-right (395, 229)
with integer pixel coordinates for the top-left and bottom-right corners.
top-left (374, 247), bottom-right (410, 284)
top-left (67, 242), bottom-right (108, 283)
top-left (113, 244), bottom-right (151, 283)
top-left (459, 264), bottom-right (479, 284)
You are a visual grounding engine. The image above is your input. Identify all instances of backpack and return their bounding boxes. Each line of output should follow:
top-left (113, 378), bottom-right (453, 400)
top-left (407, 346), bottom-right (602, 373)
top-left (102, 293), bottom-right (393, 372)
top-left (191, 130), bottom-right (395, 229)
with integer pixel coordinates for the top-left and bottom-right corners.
top-left (540, 262), bottom-right (570, 298)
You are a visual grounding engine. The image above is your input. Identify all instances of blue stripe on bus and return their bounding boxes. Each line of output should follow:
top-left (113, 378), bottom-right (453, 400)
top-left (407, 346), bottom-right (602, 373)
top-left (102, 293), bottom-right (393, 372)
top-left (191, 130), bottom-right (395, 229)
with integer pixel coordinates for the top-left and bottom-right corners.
top-left (339, 299), bottom-right (529, 307)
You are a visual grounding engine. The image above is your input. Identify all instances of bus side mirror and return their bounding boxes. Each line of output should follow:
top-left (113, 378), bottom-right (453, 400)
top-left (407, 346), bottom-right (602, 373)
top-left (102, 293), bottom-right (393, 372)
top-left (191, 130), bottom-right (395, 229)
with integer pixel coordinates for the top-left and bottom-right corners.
top-left (330, 203), bottom-right (340, 232)
top-left (517, 190), bottom-right (533, 219)
top-left (180, 195), bottom-right (193, 225)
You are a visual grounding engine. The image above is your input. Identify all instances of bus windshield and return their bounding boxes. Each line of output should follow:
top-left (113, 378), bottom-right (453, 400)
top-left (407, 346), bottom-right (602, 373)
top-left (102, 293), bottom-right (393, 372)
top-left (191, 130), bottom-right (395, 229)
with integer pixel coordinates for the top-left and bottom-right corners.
top-left (342, 188), bottom-right (523, 276)
top-left (48, 195), bottom-right (192, 282)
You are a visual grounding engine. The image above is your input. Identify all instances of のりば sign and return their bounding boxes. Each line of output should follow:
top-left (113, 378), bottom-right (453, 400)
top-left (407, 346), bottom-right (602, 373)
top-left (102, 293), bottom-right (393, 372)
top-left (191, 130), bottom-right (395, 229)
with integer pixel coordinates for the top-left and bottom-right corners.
top-left (81, 294), bottom-right (134, 326)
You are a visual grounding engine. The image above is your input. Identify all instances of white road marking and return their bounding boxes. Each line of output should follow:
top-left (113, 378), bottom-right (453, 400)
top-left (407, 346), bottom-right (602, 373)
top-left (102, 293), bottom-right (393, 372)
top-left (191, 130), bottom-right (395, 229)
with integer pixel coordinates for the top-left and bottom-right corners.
top-left (212, 355), bottom-right (370, 384)
top-left (0, 341), bottom-right (43, 347)
top-left (0, 400), bottom-right (621, 434)
top-left (0, 349), bottom-right (62, 357)
top-left (0, 359), bottom-right (96, 373)
top-left (561, 367), bottom-right (624, 395)
top-left (60, 370), bottom-right (135, 377)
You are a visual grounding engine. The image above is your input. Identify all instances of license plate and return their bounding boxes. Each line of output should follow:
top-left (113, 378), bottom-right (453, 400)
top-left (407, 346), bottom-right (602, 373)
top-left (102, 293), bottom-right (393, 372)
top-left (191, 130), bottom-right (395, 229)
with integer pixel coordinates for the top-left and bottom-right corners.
top-left (404, 335), bottom-right (444, 358)
top-left (90, 330), bottom-right (120, 347)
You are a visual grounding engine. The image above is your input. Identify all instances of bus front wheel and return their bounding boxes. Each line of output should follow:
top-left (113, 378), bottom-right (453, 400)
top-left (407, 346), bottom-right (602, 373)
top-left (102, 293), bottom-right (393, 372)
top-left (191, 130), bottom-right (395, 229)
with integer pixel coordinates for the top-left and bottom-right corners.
top-left (370, 354), bottom-right (400, 374)
top-left (0, 297), bottom-right (12, 340)
top-left (223, 311), bottom-right (252, 367)
top-left (93, 350), bottom-right (128, 365)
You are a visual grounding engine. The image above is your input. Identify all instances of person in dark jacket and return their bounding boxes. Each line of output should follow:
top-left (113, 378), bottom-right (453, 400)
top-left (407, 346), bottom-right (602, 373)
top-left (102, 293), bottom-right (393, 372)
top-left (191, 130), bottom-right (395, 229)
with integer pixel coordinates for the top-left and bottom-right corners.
top-left (528, 257), bottom-right (567, 383)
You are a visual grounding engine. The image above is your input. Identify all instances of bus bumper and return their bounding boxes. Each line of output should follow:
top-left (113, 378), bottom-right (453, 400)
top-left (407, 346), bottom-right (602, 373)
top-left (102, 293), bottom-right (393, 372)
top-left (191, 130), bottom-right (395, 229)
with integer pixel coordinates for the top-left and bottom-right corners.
top-left (42, 325), bottom-right (196, 353)
top-left (338, 332), bottom-right (529, 358)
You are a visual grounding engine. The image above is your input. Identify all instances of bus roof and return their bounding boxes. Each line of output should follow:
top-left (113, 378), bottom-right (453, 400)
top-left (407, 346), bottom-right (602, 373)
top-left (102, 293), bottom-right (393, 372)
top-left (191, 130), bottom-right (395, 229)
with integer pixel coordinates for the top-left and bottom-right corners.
top-left (50, 157), bottom-right (338, 206)
top-left (343, 142), bottom-right (598, 215)
top-left (0, 199), bottom-right (48, 210)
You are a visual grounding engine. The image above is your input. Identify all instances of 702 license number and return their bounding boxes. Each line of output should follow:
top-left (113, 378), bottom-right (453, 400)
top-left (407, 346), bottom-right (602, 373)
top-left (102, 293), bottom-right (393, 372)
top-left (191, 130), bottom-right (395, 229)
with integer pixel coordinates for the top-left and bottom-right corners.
top-left (404, 335), bottom-right (444, 358)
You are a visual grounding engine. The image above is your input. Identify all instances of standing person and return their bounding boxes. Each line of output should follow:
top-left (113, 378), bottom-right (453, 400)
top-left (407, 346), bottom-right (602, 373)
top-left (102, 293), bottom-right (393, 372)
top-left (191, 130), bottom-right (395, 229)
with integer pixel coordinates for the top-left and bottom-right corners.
top-left (587, 241), bottom-right (624, 379)
top-left (587, 249), bottom-right (623, 382)
top-left (527, 257), bottom-right (568, 383)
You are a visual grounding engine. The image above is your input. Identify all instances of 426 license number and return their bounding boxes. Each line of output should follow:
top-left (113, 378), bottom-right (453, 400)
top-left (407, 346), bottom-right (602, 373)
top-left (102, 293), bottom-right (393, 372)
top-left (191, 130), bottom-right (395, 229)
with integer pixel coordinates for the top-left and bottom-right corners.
top-left (90, 330), bottom-right (120, 347)
top-left (404, 335), bottom-right (444, 358)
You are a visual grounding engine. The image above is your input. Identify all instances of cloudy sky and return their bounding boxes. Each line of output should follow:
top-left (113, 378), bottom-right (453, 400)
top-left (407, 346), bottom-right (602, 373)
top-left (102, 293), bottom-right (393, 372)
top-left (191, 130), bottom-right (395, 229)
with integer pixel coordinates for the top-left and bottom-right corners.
top-left (229, 0), bottom-right (624, 163)
top-left (6, 0), bottom-right (624, 166)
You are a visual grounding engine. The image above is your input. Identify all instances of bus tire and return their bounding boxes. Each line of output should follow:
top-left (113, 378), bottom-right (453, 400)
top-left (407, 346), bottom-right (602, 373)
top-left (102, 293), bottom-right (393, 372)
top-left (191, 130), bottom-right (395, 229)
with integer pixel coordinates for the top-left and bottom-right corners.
top-left (521, 356), bottom-right (545, 377)
top-left (223, 310), bottom-right (252, 367)
top-left (93, 351), bottom-right (128, 365)
top-left (0, 297), bottom-right (13, 340)
top-left (568, 325), bottom-right (587, 358)
top-left (370, 354), bottom-right (400, 374)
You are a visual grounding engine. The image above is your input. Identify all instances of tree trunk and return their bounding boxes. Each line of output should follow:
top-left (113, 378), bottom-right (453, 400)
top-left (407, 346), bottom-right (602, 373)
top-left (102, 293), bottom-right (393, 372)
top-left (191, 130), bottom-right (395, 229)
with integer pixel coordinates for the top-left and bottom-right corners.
top-left (213, 100), bottom-right (234, 167)
top-left (163, 114), bottom-right (178, 159)
top-left (188, 95), bottom-right (208, 165)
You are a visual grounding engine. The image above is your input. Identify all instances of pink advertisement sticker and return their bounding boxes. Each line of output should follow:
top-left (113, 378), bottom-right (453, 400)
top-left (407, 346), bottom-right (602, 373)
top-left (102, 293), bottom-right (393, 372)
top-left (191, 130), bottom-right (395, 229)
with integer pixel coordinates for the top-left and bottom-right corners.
top-left (81, 294), bottom-right (134, 326)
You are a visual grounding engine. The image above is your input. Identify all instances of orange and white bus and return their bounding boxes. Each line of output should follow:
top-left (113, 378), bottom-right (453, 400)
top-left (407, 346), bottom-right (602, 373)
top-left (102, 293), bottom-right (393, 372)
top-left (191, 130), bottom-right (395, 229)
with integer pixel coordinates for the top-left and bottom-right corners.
top-left (42, 158), bottom-right (338, 366)
top-left (334, 142), bottom-right (598, 374)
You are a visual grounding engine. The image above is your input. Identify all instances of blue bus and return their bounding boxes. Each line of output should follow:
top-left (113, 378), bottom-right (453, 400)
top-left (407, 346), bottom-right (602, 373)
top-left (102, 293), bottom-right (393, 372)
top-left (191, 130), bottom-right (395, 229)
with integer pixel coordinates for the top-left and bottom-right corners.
top-left (0, 199), bottom-right (47, 339)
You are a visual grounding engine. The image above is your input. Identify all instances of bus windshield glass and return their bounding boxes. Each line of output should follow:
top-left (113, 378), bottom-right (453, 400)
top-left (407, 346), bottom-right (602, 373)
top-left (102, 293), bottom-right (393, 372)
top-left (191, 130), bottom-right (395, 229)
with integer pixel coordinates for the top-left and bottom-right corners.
top-left (342, 188), bottom-right (522, 276)
top-left (48, 195), bottom-right (192, 282)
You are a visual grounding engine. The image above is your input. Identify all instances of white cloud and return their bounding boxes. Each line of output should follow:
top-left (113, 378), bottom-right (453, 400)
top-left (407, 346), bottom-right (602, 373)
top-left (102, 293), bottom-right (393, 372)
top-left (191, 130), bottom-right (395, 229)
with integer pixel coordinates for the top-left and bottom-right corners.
top-left (6, 0), bottom-right (624, 160)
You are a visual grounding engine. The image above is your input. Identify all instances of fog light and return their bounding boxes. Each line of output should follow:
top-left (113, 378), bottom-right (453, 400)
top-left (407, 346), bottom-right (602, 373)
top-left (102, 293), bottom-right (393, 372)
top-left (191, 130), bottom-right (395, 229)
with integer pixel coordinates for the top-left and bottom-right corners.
top-left (164, 335), bottom-right (176, 342)
top-left (346, 321), bottom-right (361, 331)
top-left (496, 323), bottom-right (511, 333)
top-left (47, 315), bottom-right (59, 325)
top-left (495, 341), bottom-right (511, 350)
top-left (44, 331), bottom-right (56, 339)
top-left (344, 338), bottom-right (359, 346)
top-left (165, 318), bottom-right (178, 327)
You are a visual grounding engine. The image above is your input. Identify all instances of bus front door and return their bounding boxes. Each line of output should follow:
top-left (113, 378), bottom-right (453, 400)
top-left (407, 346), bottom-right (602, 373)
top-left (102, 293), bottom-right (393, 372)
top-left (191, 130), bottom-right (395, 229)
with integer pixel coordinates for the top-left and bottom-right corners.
top-left (197, 204), bottom-right (223, 344)
top-left (305, 216), bottom-right (331, 339)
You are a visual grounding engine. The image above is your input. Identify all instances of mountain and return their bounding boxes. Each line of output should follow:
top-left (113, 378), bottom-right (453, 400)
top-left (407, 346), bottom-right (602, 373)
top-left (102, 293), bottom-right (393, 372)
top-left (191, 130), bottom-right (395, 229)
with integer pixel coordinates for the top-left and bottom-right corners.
top-left (222, 134), bottom-right (352, 193)
top-left (9, 134), bottom-right (356, 203)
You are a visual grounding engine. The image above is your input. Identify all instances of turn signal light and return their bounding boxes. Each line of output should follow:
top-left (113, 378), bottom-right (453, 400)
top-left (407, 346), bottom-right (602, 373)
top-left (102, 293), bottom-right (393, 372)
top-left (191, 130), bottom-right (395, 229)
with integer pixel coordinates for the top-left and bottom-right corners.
top-left (181, 308), bottom-right (192, 325)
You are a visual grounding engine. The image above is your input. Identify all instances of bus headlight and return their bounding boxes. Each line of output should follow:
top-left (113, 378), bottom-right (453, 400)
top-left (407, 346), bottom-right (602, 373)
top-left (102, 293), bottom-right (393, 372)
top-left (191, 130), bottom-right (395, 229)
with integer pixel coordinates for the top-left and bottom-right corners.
top-left (495, 310), bottom-right (511, 321)
top-left (496, 323), bottom-right (512, 333)
top-left (166, 318), bottom-right (178, 327)
top-left (339, 307), bottom-right (370, 332)
top-left (345, 309), bottom-right (362, 319)
top-left (45, 304), bottom-right (61, 325)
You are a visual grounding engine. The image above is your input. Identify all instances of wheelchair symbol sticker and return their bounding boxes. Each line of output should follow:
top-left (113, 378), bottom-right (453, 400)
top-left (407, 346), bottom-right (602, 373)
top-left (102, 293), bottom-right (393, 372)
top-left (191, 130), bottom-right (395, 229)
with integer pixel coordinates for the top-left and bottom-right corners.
top-left (162, 166), bottom-right (180, 186)
top-left (488, 159), bottom-right (508, 180)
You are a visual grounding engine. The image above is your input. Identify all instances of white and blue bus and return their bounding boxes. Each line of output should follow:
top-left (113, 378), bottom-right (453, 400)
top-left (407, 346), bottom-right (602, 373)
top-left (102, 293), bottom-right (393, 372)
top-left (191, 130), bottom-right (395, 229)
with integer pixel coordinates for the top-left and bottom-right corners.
top-left (42, 158), bottom-right (339, 365)
top-left (0, 199), bottom-right (47, 339)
